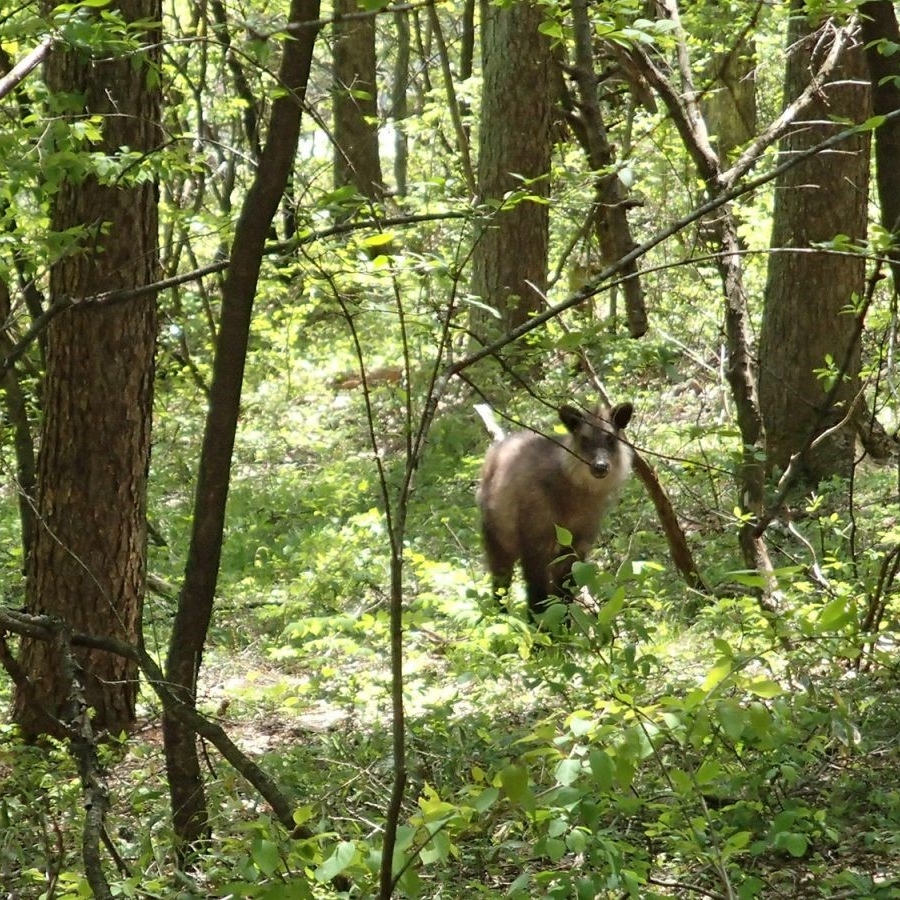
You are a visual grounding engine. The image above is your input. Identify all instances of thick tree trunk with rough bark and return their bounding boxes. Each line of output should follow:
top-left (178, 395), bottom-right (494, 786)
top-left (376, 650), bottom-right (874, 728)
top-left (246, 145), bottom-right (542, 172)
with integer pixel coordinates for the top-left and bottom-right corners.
top-left (12, 0), bottom-right (160, 739)
top-left (469, 0), bottom-right (551, 342)
top-left (759, 7), bottom-right (871, 484)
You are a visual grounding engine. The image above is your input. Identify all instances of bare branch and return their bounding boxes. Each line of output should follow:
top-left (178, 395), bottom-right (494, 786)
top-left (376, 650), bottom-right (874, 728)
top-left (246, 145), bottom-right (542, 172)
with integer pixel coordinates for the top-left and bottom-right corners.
top-left (0, 606), bottom-right (312, 840)
top-left (720, 19), bottom-right (854, 188)
top-left (0, 36), bottom-right (53, 101)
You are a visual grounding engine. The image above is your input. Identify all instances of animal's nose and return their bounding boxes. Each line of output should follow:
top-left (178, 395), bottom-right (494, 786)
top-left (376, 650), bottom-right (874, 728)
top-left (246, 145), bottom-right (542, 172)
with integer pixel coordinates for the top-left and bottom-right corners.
top-left (591, 460), bottom-right (609, 478)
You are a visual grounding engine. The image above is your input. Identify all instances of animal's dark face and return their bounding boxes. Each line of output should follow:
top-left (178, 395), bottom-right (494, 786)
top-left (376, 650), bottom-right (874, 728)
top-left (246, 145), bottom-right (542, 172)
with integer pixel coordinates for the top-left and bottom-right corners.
top-left (559, 402), bottom-right (633, 479)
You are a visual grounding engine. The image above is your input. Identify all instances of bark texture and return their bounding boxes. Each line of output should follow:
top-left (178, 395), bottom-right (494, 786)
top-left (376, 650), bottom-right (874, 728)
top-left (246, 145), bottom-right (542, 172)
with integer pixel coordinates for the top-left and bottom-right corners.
top-left (12, 0), bottom-right (160, 738)
top-left (860, 1), bottom-right (900, 283)
top-left (759, 7), bottom-right (871, 483)
top-left (469, 0), bottom-right (551, 342)
top-left (333, 0), bottom-right (384, 201)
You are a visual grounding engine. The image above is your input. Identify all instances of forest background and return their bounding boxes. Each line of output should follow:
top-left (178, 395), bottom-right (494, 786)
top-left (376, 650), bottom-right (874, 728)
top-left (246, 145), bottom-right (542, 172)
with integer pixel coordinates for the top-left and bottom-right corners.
top-left (1, 0), bottom-right (900, 897)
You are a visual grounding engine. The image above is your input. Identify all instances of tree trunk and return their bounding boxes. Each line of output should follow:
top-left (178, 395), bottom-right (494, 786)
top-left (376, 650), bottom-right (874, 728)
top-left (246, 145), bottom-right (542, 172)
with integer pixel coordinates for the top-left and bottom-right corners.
top-left (469, 0), bottom-right (551, 343)
top-left (333, 0), bottom-right (384, 201)
top-left (859, 1), bottom-right (900, 284)
top-left (0, 279), bottom-right (37, 563)
top-left (569, 0), bottom-right (646, 337)
top-left (391, 8), bottom-right (410, 197)
top-left (12, 0), bottom-right (160, 739)
top-left (628, 19), bottom-right (774, 579)
top-left (759, 6), bottom-right (871, 483)
top-left (699, 5), bottom-right (759, 163)
top-left (162, 0), bottom-right (320, 855)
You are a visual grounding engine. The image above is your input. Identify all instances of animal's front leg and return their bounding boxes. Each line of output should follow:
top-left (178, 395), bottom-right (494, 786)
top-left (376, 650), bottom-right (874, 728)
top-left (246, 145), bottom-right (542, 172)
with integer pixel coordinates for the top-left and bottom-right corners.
top-left (520, 553), bottom-right (552, 618)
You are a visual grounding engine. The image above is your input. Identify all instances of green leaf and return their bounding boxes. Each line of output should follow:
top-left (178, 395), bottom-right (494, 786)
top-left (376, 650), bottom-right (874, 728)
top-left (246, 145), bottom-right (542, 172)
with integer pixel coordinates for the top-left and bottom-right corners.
top-left (566, 828), bottom-right (588, 854)
top-left (738, 877), bottom-right (766, 900)
top-left (717, 699), bottom-right (746, 740)
top-left (319, 185), bottom-right (360, 207)
top-left (53, 0), bottom-right (111, 11)
top-left (537, 836), bottom-right (567, 862)
top-left (538, 20), bottom-right (563, 39)
top-left (567, 712), bottom-right (594, 738)
top-left (669, 767), bottom-right (692, 794)
top-left (570, 559), bottom-right (596, 589)
top-left (746, 677), bottom-right (782, 699)
top-left (747, 701), bottom-right (772, 739)
top-left (548, 817), bottom-right (567, 838)
top-left (857, 113), bottom-right (886, 131)
top-left (251, 838), bottom-right (280, 877)
top-left (393, 824), bottom-right (417, 853)
top-left (256, 881), bottom-right (314, 900)
top-left (293, 806), bottom-right (313, 827)
top-left (499, 763), bottom-right (534, 810)
top-left (723, 830), bottom-right (752, 856)
top-left (596, 585), bottom-right (626, 625)
top-left (702, 658), bottom-right (732, 692)
top-left (418, 784), bottom-right (457, 821)
top-left (360, 231), bottom-right (396, 248)
top-left (419, 829), bottom-right (452, 864)
top-left (727, 570), bottom-right (768, 588)
top-left (818, 596), bottom-right (852, 630)
top-left (775, 832), bottom-right (809, 858)
top-left (589, 749), bottom-right (614, 791)
top-left (472, 786), bottom-right (499, 814)
top-left (555, 757), bottom-right (582, 786)
top-left (509, 872), bottom-right (531, 893)
top-left (314, 841), bottom-right (357, 882)
top-left (695, 759), bottom-right (722, 786)
top-left (555, 330), bottom-right (586, 350)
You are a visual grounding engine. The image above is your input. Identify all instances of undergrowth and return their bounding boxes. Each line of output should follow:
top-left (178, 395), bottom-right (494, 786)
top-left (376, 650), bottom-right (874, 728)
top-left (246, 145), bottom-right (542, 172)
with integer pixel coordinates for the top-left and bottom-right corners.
top-left (2, 330), bottom-right (900, 898)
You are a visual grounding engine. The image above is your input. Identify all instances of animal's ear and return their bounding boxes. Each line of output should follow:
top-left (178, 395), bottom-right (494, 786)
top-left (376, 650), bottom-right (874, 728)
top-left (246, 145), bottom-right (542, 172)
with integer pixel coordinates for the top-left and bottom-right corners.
top-left (610, 402), bottom-right (633, 430)
top-left (559, 405), bottom-right (584, 432)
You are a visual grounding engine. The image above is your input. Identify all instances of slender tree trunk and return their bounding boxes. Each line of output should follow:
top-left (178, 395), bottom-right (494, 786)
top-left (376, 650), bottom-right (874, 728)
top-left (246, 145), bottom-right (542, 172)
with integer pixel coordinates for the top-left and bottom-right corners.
top-left (391, 7), bottom-right (410, 197)
top-left (333, 0), bottom-right (384, 201)
top-left (860, 1), bottom-right (900, 283)
top-left (0, 279), bottom-right (37, 563)
top-left (469, 0), bottom-right (551, 342)
top-left (570, 0), bottom-right (646, 337)
top-left (629, 14), bottom-right (773, 578)
top-left (12, 0), bottom-right (160, 739)
top-left (857, 1), bottom-right (900, 455)
top-left (427, 2), bottom-right (476, 195)
top-left (162, 0), bottom-right (320, 855)
top-left (759, 6), bottom-right (870, 483)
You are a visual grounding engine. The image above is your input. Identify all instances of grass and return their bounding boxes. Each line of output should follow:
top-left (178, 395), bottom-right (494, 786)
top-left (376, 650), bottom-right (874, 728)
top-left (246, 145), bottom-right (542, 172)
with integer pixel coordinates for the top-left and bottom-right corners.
top-left (3, 326), bottom-right (900, 897)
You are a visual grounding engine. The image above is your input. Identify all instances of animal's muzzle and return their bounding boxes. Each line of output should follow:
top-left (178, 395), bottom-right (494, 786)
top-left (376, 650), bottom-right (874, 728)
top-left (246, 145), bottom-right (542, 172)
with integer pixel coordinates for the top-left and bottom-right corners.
top-left (591, 460), bottom-right (610, 478)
